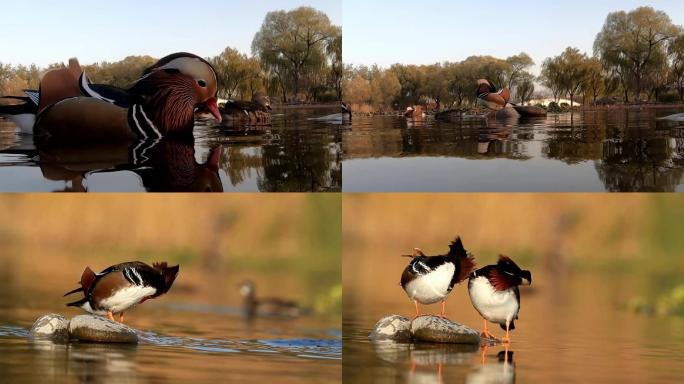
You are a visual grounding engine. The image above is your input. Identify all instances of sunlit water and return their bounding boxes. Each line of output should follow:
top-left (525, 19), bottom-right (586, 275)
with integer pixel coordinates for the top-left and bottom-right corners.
top-left (343, 269), bottom-right (684, 383)
top-left (0, 276), bottom-right (341, 383)
top-left (0, 106), bottom-right (343, 192)
top-left (342, 107), bottom-right (684, 192)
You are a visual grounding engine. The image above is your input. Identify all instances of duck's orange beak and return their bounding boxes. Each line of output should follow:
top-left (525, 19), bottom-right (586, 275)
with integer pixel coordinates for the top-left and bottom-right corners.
top-left (204, 97), bottom-right (222, 123)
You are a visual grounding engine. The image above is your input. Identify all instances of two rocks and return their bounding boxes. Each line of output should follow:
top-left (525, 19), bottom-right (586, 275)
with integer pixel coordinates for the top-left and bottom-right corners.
top-left (369, 314), bottom-right (480, 345)
top-left (29, 314), bottom-right (138, 344)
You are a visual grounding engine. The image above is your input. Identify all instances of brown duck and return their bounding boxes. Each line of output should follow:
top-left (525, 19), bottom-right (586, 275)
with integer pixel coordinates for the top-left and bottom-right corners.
top-left (65, 261), bottom-right (179, 322)
top-left (221, 92), bottom-right (272, 125)
top-left (30, 52), bottom-right (221, 142)
top-left (238, 280), bottom-right (307, 318)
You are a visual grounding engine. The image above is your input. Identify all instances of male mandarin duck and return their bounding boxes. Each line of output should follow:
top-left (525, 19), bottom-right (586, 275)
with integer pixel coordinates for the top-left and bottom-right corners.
top-left (0, 52), bottom-right (221, 141)
top-left (403, 105), bottom-right (425, 120)
top-left (238, 280), bottom-right (306, 318)
top-left (468, 255), bottom-right (531, 343)
top-left (475, 79), bottom-right (511, 111)
top-left (400, 237), bottom-right (476, 318)
top-left (64, 261), bottom-right (179, 322)
top-left (221, 91), bottom-right (272, 125)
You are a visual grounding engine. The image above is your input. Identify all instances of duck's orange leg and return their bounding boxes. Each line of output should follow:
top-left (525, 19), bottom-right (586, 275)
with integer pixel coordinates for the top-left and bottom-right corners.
top-left (107, 311), bottom-right (114, 321)
top-left (480, 318), bottom-right (497, 339)
top-left (413, 300), bottom-right (421, 318)
top-left (119, 312), bottom-right (124, 323)
top-left (440, 300), bottom-right (447, 317)
top-left (502, 321), bottom-right (511, 344)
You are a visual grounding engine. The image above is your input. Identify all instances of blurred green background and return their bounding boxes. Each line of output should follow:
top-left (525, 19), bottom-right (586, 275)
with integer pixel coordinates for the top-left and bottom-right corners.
top-left (0, 194), bottom-right (341, 317)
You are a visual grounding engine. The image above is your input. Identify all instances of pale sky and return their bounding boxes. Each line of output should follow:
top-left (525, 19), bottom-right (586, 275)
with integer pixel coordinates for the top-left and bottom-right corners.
top-left (343, 0), bottom-right (684, 74)
top-left (1, 0), bottom-right (341, 67)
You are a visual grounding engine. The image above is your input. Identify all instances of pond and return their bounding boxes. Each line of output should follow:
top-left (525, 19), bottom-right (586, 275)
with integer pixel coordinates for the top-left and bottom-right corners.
top-left (342, 107), bottom-right (684, 192)
top-left (343, 266), bottom-right (684, 383)
top-left (0, 106), bottom-right (343, 192)
top-left (0, 272), bottom-right (340, 383)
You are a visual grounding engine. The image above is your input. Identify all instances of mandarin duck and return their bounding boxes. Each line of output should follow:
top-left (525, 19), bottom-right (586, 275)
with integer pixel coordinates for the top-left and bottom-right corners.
top-left (468, 255), bottom-right (531, 343)
top-left (403, 105), bottom-right (425, 120)
top-left (65, 261), bottom-right (179, 322)
top-left (475, 79), bottom-right (511, 111)
top-left (1, 53), bottom-right (221, 141)
top-left (221, 92), bottom-right (272, 125)
top-left (400, 237), bottom-right (476, 318)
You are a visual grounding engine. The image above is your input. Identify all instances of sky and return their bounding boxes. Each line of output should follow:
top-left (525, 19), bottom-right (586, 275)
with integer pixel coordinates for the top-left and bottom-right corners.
top-left (343, 0), bottom-right (684, 74)
top-left (1, 0), bottom-right (341, 67)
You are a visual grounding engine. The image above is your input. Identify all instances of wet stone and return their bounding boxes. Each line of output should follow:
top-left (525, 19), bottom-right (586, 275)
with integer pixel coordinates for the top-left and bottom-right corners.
top-left (68, 315), bottom-right (138, 344)
top-left (410, 315), bottom-right (480, 344)
top-left (369, 315), bottom-right (412, 342)
top-left (29, 314), bottom-right (69, 343)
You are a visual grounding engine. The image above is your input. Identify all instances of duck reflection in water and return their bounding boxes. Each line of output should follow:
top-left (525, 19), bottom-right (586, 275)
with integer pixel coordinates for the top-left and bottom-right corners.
top-left (466, 345), bottom-right (515, 384)
top-left (371, 341), bottom-right (515, 384)
top-left (36, 139), bottom-right (224, 192)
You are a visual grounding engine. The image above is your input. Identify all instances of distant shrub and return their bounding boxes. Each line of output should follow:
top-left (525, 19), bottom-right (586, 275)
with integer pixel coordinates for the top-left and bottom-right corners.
top-left (547, 101), bottom-right (562, 113)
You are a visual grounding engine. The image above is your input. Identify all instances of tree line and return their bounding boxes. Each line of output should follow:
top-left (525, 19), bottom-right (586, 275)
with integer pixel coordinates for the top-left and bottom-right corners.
top-left (345, 6), bottom-right (684, 111)
top-left (0, 6), bottom-right (341, 104)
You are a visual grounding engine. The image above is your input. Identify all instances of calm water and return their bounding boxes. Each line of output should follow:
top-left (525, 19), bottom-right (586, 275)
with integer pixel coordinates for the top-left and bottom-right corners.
top-left (343, 107), bottom-right (684, 192)
top-left (343, 271), bottom-right (684, 383)
top-left (0, 273), bottom-right (341, 383)
top-left (0, 107), bottom-right (343, 192)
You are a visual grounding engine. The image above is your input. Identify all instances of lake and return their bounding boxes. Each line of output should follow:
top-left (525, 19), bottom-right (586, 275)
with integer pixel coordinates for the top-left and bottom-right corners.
top-left (0, 106), bottom-right (343, 192)
top-left (342, 107), bottom-right (684, 192)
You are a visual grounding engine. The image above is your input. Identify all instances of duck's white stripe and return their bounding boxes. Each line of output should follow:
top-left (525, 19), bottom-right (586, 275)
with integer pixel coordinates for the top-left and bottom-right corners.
top-left (131, 104), bottom-right (148, 139)
top-left (137, 105), bottom-right (162, 138)
top-left (130, 267), bottom-right (143, 286)
top-left (79, 72), bottom-right (115, 103)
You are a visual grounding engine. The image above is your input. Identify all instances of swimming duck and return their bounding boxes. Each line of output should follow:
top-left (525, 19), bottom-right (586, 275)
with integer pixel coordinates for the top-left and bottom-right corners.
top-left (64, 261), bottom-right (179, 322)
top-left (1, 53), bottom-right (221, 142)
top-left (404, 105), bottom-right (425, 120)
top-left (400, 237), bottom-right (476, 318)
top-left (238, 280), bottom-right (305, 318)
top-left (307, 103), bottom-right (352, 123)
top-left (475, 79), bottom-right (511, 111)
top-left (221, 92), bottom-right (272, 125)
top-left (657, 113), bottom-right (684, 122)
top-left (468, 255), bottom-right (531, 343)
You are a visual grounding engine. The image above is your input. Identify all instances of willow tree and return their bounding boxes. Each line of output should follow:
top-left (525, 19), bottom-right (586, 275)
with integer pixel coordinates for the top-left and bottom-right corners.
top-left (252, 6), bottom-right (338, 101)
top-left (594, 6), bottom-right (680, 102)
top-left (540, 56), bottom-right (564, 102)
top-left (326, 26), bottom-right (343, 100)
top-left (582, 57), bottom-right (605, 104)
top-left (515, 72), bottom-right (535, 105)
top-left (670, 35), bottom-right (684, 101)
top-left (505, 53), bottom-right (534, 90)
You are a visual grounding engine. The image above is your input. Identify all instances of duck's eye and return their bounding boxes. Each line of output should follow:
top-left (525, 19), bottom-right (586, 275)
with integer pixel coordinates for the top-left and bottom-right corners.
top-left (197, 79), bottom-right (207, 88)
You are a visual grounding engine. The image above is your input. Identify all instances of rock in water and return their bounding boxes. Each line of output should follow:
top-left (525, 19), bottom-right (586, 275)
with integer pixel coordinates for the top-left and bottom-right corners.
top-left (68, 315), bottom-right (138, 344)
top-left (369, 315), bottom-right (412, 342)
top-left (29, 314), bottom-right (69, 342)
top-left (410, 315), bottom-right (480, 344)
